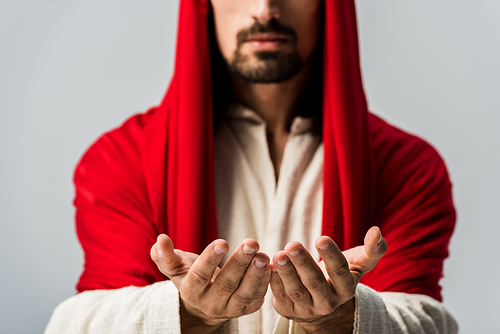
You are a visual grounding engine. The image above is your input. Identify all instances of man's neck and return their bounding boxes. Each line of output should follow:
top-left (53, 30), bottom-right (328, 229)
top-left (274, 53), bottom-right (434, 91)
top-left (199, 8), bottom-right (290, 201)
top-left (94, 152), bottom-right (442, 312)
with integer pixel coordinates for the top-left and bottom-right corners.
top-left (229, 63), bottom-right (314, 181)
top-left (229, 63), bottom-right (313, 136)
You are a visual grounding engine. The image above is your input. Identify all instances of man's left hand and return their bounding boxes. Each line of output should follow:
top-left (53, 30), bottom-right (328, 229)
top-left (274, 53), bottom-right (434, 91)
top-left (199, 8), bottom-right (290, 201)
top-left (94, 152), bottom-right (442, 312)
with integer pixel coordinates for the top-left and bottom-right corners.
top-left (270, 226), bottom-right (387, 334)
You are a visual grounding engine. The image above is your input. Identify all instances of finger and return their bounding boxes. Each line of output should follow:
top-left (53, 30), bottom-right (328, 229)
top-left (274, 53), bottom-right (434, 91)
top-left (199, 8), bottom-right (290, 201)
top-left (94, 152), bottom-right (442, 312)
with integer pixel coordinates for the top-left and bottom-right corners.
top-left (284, 242), bottom-right (332, 304)
top-left (364, 226), bottom-right (387, 259)
top-left (228, 252), bottom-right (270, 314)
top-left (181, 239), bottom-right (229, 304)
top-left (151, 234), bottom-right (181, 276)
top-left (206, 239), bottom-right (259, 302)
top-left (273, 250), bottom-right (312, 307)
top-left (343, 226), bottom-right (387, 277)
top-left (244, 265), bottom-right (272, 315)
top-left (270, 263), bottom-right (293, 312)
top-left (253, 265), bottom-right (272, 304)
top-left (315, 237), bottom-right (356, 298)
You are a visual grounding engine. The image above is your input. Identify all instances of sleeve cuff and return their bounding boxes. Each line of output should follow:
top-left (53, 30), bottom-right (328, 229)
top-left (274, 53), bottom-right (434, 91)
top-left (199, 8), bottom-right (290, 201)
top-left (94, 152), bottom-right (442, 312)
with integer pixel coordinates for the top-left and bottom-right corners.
top-left (353, 283), bottom-right (391, 334)
top-left (146, 280), bottom-right (182, 333)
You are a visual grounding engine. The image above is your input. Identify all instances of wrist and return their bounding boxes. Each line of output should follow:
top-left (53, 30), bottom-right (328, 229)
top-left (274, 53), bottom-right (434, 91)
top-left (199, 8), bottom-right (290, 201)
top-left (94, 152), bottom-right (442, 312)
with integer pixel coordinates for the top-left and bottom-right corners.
top-left (298, 297), bottom-right (355, 334)
top-left (180, 298), bottom-right (228, 334)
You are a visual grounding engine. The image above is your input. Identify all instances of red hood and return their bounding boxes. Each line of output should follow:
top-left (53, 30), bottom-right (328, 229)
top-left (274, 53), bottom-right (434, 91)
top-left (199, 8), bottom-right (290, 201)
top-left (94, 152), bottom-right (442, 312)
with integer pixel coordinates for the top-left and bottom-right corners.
top-left (162, 0), bottom-right (372, 253)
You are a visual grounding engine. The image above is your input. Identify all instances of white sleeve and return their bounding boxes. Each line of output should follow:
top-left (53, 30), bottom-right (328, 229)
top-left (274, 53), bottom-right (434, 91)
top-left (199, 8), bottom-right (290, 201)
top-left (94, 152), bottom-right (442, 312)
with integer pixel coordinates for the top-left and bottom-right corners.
top-left (281, 284), bottom-right (457, 334)
top-left (44, 280), bottom-right (239, 334)
top-left (353, 284), bottom-right (458, 334)
top-left (44, 281), bottom-right (182, 334)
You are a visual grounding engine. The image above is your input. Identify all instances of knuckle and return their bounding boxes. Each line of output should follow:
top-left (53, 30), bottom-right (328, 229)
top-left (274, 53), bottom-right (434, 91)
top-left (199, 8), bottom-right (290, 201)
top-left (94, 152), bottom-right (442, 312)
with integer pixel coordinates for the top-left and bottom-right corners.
top-left (295, 256), bottom-right (310, 267)
top-left (274, 290), bottom-right (288, 300)
top-left (279, 268), bottom-right (296, 279)
top-left (306, 276), bottom-right (325, 290)
top-left (233, 294), bottom-right (254, 306)
top-left (215, 278), bottom-right (239, 294)
top-left (191, 270), bottom-right (210, 285)
top-left (203, 255), bottom-right (219, 267)
top-left (287, 287), bottom-right (307, 301)
top-left (233, 258), bottom-right (249, 271)
top-left (189, 269), bottom-right (211, 286)
top-left (242, 272), bottom-right (261, 286)
top-left (333, 262), bottom-right (350, 277)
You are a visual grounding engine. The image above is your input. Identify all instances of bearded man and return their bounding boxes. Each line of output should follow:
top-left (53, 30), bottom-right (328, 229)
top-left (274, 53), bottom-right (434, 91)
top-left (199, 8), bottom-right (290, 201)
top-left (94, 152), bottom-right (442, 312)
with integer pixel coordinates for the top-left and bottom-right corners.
top-left (45, 0), bottom-right (458, 333)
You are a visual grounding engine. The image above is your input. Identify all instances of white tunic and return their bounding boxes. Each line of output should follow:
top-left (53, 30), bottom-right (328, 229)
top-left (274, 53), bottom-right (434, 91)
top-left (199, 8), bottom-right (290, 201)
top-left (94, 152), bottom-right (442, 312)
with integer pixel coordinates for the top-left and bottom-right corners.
top-left (214, 104), bottom-right (323, 333)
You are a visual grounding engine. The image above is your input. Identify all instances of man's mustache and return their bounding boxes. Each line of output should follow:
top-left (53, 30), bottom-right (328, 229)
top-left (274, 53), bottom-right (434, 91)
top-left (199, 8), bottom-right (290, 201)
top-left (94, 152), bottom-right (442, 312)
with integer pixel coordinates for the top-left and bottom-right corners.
top-left (236, 19), bottom-right (298, 47)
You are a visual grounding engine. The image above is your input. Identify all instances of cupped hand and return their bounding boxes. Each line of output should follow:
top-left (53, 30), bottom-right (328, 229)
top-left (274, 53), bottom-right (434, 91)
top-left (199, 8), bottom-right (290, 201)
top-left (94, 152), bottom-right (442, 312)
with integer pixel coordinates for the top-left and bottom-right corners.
top-left (151, 235), bottom-right (271, 333)
top-left (270, 226), bottom-right (387, 334)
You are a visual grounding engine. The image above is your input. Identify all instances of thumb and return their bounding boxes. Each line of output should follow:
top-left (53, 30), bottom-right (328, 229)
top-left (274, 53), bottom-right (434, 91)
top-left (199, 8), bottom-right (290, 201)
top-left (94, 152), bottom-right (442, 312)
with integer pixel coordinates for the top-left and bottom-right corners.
top-left (151, 234), bottom-right (183, 277)
top-left (342, 226), bottom-right (387, 278)
top-left (364, 226), bottom-right (388, 259)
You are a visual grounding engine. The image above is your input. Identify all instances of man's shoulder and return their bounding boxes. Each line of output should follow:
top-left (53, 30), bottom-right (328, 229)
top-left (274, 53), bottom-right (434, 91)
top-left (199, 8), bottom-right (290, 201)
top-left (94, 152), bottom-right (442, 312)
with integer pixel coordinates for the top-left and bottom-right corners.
top-left (367, 113), bottom-right (452, 206)
top-left (101, 106), bottom-right (167, 149)
top-left (83, 106), bottom-right (166, 157)
top-left (368, 113), bottom-right (447, 170)
top-left (74, 106), bottom-right (168, 186)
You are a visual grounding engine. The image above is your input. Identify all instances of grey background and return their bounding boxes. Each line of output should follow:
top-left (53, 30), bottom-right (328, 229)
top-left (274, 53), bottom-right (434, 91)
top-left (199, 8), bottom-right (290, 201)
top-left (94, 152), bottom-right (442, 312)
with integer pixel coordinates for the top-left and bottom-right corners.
top-left (1, 0), bottom-right (498, 333)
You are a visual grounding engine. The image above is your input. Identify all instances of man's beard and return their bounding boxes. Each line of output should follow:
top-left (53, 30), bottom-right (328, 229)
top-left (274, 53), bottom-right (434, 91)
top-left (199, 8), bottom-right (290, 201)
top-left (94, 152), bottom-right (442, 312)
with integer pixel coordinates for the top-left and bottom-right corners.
top-left (227, 20), bottom-right (303, 84)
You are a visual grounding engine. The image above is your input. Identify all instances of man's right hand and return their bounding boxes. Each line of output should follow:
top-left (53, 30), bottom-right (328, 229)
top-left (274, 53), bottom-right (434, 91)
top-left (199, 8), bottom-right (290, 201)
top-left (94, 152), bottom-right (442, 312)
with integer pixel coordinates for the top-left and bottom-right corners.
top-left (151, 235), bottom-right (271, 333)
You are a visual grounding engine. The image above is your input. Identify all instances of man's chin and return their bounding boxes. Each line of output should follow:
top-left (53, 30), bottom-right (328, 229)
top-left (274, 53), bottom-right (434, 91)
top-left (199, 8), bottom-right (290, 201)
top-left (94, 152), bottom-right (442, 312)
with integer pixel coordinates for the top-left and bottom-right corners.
top-left (231, 68), bottom-right (298, 84)
top-left (228, 54), bottom-right (303, 84)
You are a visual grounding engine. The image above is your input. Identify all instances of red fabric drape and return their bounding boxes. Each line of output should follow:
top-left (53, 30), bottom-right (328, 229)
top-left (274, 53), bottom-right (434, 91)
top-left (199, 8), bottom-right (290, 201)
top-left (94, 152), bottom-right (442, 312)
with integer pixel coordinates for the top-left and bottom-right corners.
top-left (165, 0), bottom-right (218, 255)
top-left (321, 0), bottom-right (374, 250)
top-left (75, 0), bottom-right (455, 301)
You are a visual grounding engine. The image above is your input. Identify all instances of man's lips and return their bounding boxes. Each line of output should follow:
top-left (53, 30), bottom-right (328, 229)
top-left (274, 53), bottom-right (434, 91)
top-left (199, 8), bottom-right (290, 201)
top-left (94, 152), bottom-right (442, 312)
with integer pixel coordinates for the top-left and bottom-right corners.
top-left (244, 34), bottom-right (289, 50)
top-left (245, 33), bottom-right (288, 42)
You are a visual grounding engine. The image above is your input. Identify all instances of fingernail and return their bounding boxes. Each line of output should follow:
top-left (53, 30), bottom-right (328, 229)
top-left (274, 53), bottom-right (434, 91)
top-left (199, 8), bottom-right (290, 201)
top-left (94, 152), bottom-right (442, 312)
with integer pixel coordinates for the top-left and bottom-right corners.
top-left (254, 259), bottom-right (267, 269)
top-left (214, 244), bottom-right (226, 255)
top-left (243, 244), bottom-right (257, 255)
top-left (288, 248), bottom-right (301, 257)
top-left (277, 258), bottom-right (288, 266)
top-left (318, 241), bottom-right (332, 251)
top-left (156, 245), bottom-right (162, 255)
top-left (377, 234), bottom-right (384, 247)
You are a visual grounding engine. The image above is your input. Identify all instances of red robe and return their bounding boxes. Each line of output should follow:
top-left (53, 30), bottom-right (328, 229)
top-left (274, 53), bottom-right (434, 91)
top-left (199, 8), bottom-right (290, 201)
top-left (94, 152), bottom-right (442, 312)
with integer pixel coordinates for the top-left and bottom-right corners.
top-left (74, 0), bottom-right (455, 302)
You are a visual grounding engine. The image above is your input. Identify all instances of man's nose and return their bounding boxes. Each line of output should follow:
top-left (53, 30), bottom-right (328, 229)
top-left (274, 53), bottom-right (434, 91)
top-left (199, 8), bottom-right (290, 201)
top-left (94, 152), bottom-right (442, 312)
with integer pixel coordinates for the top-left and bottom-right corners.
top-left (251, 0), bottom-right (281, 23)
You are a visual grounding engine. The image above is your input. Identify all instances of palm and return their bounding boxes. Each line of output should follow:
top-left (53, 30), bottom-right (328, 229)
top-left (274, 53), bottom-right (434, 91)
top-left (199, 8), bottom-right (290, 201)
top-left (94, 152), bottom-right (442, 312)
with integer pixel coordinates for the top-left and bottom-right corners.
top-left (161, 250), bottom-right (199, 287)
top-left (315, 245), bottom-right (377, 290)
top-left (168, 250), bottom-right (224, 289)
